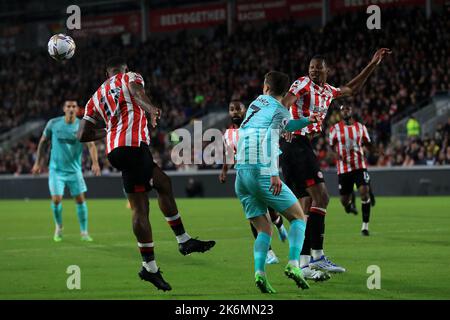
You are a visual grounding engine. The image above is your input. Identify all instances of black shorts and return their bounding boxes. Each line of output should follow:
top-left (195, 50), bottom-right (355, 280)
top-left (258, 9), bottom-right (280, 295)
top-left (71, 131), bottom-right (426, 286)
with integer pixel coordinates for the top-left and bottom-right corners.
top-left (338, 169), bottom-right (370, 195)
top-left (107, 142), bottom-right (154, 193)
top-left (280, 135), bottom-right (325, 199)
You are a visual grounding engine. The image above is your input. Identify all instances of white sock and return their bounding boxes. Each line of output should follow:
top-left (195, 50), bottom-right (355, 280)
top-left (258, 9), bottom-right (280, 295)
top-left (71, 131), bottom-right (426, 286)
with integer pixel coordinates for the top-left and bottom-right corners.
top-left (311, 249), bottom-right (324, 260)
top-left (81, 231), bottom-right (88, 236)
top-left (288, 260), bottom-right (299, 268)
top-left (362, 222), bottom-right (369, 230)
top-left (142, 260), bottom-right (158, 273)
top-left (55, 225), bottom-right (63, 234)
top-left (299, 255), bottom-right (311, 268)
top-left (176, 232), bottom-right (191, 244)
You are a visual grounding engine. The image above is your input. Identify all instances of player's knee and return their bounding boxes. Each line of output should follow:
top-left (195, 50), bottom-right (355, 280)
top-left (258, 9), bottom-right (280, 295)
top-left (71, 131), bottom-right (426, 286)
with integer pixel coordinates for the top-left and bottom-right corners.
top-left (300, 197), bottom-right (311, 213)
top-left (74, 195), bottom-right (85, 204)
top-left (130, 197), bottom-right (148, 216)
top-left (360, 192), bottom-right (370, 202)
top-left (292, 211), bottom-right (306, 222)
top-left (252, 225), bottom-right (272, 237)
top-left (251, 217), bottom-right (272, 236)
top-left (359, 187), bottom-right (370, 201)
top-left (133, 202), bottom-right (148, 215)
top-left (283, 201), bottom-right (305, 221)
top-left (52, 197), bottom-right (62, 205)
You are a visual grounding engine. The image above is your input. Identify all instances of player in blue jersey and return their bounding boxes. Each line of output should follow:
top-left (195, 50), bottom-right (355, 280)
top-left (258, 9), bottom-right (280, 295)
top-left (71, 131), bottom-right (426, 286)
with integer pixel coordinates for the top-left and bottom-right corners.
top-left (220, 100), bottom-right (289, 265)
top-left (235, 71), bottom-right (320, 293)
top-left (32, 100), bottom-right (101, 242)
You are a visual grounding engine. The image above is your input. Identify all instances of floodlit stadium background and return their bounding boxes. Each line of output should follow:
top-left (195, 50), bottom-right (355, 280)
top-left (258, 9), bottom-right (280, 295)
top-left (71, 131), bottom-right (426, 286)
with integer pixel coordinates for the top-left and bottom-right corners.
top-left (0, 0), bottom-right (449, 300)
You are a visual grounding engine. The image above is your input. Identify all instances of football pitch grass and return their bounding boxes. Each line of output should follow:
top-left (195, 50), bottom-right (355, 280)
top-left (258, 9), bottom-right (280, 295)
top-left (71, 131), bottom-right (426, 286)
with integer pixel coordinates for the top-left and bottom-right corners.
top-left (0, 197), bottom-right (449, 300)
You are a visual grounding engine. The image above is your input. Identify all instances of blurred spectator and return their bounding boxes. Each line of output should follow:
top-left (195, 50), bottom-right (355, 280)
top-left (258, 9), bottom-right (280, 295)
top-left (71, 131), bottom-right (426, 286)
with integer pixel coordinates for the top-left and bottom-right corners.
top-left (0, 8), bottom-right (449, 174)
top-left (406, 116), bottom-right (421, 138)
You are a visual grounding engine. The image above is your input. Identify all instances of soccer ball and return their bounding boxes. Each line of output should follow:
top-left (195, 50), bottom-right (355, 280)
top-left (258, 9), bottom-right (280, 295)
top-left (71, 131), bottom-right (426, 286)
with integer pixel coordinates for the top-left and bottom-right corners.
top-left (47, 34), bottom-right (76, 61)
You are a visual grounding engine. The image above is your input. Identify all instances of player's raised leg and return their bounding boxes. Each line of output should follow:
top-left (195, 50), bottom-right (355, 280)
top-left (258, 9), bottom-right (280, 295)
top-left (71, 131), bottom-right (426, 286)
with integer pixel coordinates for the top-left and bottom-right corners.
top-left (249, 213), bottom-right (276, 294)
top-left (151, 165), bottom-right (216, 255)
top-left (250, 222), bottom-right (279, 264)
top-left (279, 201), bottom-right (310, 289)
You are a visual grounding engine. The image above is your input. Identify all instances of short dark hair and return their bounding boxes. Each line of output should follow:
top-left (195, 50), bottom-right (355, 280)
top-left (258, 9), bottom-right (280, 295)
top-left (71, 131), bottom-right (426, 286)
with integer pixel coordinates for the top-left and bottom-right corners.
top-left (62, 99), bottom-right (78, 106)
top-left (230, 99), bottom-right (245, 106)
top-left (310, 54), bottom-right (327, 66)
top-left (106, 56), bottom-right (127, 70)
top-left (264, 71), bottom-right (290, 97)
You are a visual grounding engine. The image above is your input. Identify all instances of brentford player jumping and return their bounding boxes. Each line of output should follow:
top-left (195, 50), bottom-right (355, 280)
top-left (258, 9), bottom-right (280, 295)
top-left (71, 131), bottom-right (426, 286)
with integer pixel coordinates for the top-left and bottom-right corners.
top-left (281, 49), bottom-right (391, 277)
top-left (329, 105), bottom-right (374, 236)
top-left (77, 57), bottom-right (215, 291)
top-left (219, 100), bottom-right (289, 265)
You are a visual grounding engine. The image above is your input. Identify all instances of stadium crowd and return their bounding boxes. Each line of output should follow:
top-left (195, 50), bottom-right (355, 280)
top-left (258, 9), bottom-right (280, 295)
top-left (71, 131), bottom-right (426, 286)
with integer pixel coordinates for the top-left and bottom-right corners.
top-left (0, 8), bottom-right (449, 174)
top-left (318, 114), bottom-right (450, 169)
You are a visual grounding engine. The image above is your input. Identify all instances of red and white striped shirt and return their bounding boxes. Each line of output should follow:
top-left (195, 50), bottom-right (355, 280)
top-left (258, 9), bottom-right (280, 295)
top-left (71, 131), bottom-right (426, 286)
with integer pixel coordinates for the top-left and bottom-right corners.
top-left (223, 127), bottom-right (239, 164)
top-left (329, 121), bottom-right (371, 174)
top-left (83, 72), bottom-right (150, 154)
top-left (289, 76), bottom-right (341, 135)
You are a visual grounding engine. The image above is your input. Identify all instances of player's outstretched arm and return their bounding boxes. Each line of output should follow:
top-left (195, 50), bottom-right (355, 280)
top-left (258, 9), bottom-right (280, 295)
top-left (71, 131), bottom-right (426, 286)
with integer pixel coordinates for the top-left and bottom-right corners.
top-left (337, 48), bottom-right (392, 99)
top-left (77, 119), bottom-right (107, 142)
top-left (87, 142), bottom-right (101, 176)
top-left (31, 135), bottom-right (49, 174)
top-left (128, 81), bottom-right (161, 128)
top-left (284, 117), bottom-right (311, 132)
top-left (284, 114), bottom-right (320, 132)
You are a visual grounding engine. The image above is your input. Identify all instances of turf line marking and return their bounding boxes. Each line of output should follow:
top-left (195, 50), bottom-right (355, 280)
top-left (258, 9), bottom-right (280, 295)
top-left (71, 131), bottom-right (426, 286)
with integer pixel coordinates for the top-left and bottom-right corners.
top-left (2, 226), bottom-right (251, 241)
top-left (2, 226), bottom-right (447, 241)
top-left (1, 237), bottom-right (251, 254)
